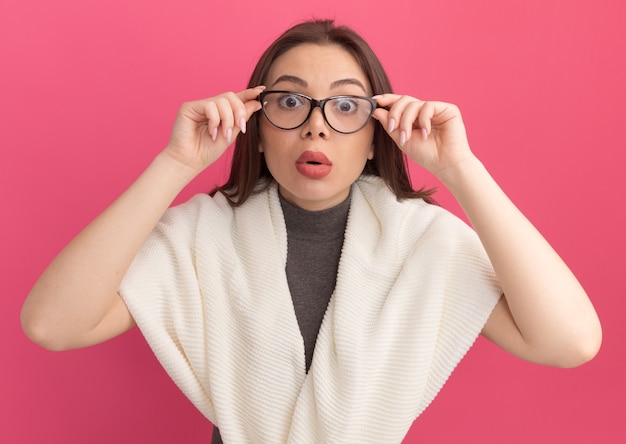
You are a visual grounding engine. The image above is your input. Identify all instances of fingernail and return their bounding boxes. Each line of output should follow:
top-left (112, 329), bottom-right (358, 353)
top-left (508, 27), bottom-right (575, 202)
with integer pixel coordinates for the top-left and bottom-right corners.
top-left (388, 118), bottom-right (396, 133)
top-left (371, 95), bottom-right (382, 100)
top-left (421, 128), bottom-right (428, 140)
top-left (226, 128), bottom-right (233, 144)
top-left (239, 117), bottom-right (247, 134)
top-left (400, 130), bottom-right (407, 147)
top-left (211, 128), bottom-right (218, 142)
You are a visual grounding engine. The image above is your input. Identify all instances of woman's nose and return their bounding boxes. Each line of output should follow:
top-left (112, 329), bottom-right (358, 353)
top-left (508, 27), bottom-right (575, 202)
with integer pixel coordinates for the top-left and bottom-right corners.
top-left (301, 106), bottom-right (330, 139)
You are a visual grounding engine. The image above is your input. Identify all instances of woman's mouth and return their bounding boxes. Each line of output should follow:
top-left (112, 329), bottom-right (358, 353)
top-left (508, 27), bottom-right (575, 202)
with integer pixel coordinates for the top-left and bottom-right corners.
top-left (295, 150), bottom-right (332, 179)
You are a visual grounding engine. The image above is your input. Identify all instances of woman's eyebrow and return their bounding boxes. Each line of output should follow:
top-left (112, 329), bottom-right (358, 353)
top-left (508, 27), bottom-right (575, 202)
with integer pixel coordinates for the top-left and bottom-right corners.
top-left (270, 75), bottom-right (367, 93)
top-left (270, 75), bottom-right (307, 88)
top-left (330, 78), bottom-right (368, 92)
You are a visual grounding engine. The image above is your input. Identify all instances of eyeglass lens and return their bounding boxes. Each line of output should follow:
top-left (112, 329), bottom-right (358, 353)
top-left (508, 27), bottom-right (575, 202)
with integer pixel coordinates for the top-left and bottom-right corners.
top-left (261, 92), bottom-right (374, 134)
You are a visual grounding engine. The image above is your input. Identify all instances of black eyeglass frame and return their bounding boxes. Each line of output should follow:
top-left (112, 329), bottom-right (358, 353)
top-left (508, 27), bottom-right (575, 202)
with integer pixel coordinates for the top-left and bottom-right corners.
top-left (259, 90), bottom-right (379, 135)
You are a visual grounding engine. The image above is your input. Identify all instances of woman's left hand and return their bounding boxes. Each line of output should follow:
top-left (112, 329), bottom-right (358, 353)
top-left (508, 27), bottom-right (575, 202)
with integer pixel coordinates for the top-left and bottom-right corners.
top-left (372, 94), bottom-right (474, 177)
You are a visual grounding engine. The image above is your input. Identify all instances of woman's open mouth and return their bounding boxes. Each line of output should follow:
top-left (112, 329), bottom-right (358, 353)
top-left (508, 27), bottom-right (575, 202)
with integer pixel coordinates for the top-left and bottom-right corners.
top-left (295, 151), bottom-right (332, 179)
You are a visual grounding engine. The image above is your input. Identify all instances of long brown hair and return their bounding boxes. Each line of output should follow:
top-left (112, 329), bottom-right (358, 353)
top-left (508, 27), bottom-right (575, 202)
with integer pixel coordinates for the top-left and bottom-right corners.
top-left (211, 19), bottom-right (435, 205)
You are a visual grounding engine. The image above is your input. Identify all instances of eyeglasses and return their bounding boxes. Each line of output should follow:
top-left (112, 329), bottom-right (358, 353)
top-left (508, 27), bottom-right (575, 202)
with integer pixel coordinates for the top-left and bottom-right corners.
top-left (259, 90), bottom-right (377, 134)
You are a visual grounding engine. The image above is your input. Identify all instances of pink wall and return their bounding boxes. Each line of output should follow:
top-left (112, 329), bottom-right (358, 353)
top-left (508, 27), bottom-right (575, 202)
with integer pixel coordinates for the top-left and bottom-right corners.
top-left (2, 0), bottom-right (624, 442)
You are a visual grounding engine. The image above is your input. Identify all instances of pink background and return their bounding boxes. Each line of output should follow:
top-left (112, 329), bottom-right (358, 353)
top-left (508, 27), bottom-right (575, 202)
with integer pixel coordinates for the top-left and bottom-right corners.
top-left (2, 0), bottom-right (625, 442)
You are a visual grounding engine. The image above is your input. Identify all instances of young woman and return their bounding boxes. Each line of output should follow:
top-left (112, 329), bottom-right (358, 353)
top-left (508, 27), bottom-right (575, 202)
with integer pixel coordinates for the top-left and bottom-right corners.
top-left (21, 20), bottom-right (601, 443)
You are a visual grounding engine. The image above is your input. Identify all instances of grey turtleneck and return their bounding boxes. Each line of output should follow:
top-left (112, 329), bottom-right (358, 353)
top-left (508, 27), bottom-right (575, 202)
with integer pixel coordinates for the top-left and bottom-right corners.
top-left (279, 192), bottom-right (351, 373)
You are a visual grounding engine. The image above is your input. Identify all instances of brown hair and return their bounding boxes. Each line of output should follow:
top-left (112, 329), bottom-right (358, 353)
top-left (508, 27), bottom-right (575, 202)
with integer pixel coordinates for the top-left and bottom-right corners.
top-left (211, 19), bottom-right (435, 205)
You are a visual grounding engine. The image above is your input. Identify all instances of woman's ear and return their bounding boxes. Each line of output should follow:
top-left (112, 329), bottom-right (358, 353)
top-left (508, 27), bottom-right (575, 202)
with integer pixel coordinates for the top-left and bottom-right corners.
top-left (258, 142), bottom-right (264, 153)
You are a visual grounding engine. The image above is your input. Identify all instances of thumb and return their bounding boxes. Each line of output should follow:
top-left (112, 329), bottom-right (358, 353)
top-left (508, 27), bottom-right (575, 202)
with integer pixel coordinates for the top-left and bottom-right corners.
top-left (240, 86), bottom-right (266, 126)
top-left (239, 85), bottom-right (266, 101)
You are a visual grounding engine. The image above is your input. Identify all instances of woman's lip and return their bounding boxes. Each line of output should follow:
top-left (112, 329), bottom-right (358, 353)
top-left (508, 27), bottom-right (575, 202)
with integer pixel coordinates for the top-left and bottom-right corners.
top-left (295, 150), bottom-right (332, 178)
top-left (296, 150), bottom-right (332, 165)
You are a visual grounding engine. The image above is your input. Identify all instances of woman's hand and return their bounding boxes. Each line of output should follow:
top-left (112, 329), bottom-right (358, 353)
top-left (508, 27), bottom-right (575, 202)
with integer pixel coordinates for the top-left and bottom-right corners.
top-left (163, 86), bottom-right (265, 177)
top-left (372, 94), bottom-right (474, 179)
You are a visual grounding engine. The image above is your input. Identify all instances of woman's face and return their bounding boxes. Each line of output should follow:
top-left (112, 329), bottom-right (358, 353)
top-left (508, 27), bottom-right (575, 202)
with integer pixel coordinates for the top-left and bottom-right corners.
top-left (258, 43), bottom-right (375, 211)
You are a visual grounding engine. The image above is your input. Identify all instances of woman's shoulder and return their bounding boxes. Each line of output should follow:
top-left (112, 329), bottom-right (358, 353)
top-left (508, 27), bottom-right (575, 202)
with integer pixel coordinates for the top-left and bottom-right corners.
top-left (355, 175), bottom-right (443, 214)
top-left (355, 175), bottom-right (471, 234)
top-left (151, 193), bottom-right (238, 241)
top-left (161, 184), bottom-right (277, 234)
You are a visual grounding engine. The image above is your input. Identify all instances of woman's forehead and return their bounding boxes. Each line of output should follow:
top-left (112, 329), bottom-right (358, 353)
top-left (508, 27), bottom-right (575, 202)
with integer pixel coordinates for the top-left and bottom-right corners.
top-left (265, 43), bottom-right (370, 92)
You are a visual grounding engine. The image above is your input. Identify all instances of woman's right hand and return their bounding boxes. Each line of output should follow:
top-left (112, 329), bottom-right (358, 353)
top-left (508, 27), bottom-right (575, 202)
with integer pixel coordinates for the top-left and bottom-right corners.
top-left (163, 86), bottom-right (265, 176)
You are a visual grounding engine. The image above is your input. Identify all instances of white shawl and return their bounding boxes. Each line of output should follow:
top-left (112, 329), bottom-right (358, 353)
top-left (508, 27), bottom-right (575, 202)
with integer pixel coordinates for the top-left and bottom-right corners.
top-left (120, 176), bottom-right (501, 443)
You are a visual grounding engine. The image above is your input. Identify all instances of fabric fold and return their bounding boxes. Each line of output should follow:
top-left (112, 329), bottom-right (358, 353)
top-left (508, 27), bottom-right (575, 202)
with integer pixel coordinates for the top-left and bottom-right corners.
top-left (120, 176), bottom-right (501, 443)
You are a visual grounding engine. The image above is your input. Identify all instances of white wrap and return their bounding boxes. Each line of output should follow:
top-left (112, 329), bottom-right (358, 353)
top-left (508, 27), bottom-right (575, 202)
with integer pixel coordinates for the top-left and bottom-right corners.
top-left (120, 176), bottom-right (501, 443)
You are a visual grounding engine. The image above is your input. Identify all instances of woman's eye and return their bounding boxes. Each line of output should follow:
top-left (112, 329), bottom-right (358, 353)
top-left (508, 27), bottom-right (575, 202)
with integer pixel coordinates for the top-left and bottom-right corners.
top-left (334, 99), bottom-right (358, 114)
top-left (278, 94), bottom-right (305, 109)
